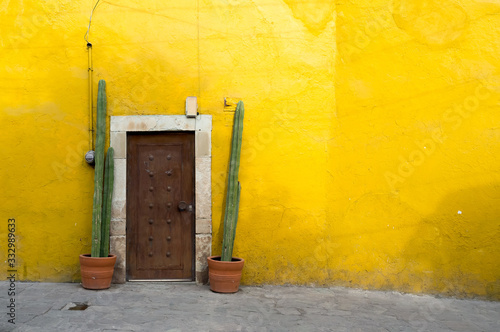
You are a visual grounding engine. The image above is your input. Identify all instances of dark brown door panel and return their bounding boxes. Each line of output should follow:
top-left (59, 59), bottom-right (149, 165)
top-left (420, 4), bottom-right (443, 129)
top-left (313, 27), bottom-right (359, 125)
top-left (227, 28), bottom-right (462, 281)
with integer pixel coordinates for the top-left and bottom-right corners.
top-left (127, 132), bottom-right (194, 280)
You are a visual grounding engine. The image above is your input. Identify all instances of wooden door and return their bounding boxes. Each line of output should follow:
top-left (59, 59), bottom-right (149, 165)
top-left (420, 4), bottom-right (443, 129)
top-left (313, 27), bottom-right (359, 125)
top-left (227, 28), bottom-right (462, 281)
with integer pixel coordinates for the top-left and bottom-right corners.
top-left (127, 132), bottom-right (195, 280)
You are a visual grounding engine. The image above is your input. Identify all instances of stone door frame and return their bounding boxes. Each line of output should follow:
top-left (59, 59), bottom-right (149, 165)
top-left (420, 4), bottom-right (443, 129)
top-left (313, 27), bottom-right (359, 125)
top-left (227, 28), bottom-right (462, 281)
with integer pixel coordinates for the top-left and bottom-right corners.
top-left (109, 115), bottom-right (212, 284)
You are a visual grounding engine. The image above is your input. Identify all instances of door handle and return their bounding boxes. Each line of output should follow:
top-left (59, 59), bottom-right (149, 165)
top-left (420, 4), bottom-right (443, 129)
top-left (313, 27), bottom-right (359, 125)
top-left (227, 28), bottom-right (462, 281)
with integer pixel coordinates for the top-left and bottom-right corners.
top-left (178, 201), bottom-right (193, 212)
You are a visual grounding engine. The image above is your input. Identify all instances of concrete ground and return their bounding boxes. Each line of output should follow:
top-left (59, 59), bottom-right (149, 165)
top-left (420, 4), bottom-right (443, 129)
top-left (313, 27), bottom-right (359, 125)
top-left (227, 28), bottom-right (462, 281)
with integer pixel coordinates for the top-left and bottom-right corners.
top-left (0, 282), bottom-right (498, 332)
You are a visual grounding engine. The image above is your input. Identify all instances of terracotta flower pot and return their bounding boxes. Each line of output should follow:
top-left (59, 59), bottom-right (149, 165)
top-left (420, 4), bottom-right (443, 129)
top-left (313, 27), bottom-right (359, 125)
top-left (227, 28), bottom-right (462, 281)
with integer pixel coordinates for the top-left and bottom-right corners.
top-left (207, 255), bottom-right (244, 293)
top-left (79, 254), bottom-right (117, 290)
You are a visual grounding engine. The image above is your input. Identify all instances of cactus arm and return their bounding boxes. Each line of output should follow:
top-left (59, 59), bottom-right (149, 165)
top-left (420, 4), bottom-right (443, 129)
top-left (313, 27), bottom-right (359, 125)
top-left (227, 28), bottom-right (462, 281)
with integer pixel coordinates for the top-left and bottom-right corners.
top-left (221, 101), bottom-right (244, 261)
top-left (91, 80), bottom-right (106, 257)
top-left (100, 147), bottom-right (114, 257)
top-left (221, 103), bottom-right (241, 260)
top-left (221, 104), bottom-right (240, 261)
top-left (230, 182), bottom-right (241, 246)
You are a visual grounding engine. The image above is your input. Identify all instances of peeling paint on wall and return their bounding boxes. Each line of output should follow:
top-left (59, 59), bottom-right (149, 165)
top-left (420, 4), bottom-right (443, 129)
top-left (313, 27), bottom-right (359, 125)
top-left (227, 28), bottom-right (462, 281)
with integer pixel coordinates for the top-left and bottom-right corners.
top-left (393, 0), bottom-right (468, 45)
top-left (283, 0), bottom-right (335, 35)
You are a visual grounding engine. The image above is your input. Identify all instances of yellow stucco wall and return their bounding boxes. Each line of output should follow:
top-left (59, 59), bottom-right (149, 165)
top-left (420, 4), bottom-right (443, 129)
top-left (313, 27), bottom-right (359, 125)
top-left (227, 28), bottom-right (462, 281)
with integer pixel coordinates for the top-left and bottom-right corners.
top-left (0, 0), bottom-right (498, 299)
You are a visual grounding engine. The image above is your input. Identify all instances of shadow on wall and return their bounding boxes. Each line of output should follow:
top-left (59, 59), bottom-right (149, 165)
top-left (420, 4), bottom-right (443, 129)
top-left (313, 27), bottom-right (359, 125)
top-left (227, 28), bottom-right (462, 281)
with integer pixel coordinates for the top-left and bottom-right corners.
top-left (404, 184), bottom-right (500, 300)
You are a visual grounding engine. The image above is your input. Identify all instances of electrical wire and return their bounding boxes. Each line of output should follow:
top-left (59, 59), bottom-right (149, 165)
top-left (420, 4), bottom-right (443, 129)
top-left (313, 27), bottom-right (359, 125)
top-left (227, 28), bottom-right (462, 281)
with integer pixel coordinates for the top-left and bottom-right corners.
top-left (85, 0), bottom-right (101, 151)
top-left (84, 0), bottom-right (102, 44)
top-left (88, 43), bottom-right (94, 151)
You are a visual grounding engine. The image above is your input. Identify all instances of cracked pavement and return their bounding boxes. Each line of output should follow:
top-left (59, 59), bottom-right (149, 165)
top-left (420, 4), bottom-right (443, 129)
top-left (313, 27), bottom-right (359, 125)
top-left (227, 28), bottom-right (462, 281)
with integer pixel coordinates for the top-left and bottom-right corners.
top-left (0, 282), bottom-right (498, 331)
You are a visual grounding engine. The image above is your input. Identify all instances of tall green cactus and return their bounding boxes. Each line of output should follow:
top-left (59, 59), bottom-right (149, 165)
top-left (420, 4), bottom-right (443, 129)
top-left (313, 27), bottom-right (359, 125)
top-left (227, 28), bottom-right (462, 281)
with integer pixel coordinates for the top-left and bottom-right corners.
top-left (221, 101), bottom-right (244, 261)
top-left (91, 80), bottom-right (114, 257)
top-left (100, 147), bottom-right (114, 257)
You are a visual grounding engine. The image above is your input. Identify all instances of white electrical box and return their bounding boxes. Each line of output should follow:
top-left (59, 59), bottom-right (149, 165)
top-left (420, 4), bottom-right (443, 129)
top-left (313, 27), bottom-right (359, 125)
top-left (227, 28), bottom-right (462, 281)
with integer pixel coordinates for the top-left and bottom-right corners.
top-left (185, 96), bottom-right (198, 118)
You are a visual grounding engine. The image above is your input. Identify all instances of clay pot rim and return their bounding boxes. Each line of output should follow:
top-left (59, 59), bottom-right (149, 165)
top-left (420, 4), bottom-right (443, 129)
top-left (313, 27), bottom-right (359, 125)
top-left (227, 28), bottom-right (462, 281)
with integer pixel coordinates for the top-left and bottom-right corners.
top-left (208, 255), bottom-right (244, 263)
top-left (80, 254), bottom-right (117, 259)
